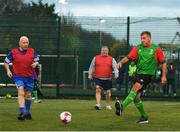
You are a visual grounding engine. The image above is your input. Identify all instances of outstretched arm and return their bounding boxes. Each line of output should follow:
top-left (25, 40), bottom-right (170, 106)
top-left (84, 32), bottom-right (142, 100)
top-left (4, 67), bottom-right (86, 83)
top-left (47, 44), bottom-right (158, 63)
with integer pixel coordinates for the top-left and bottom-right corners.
top-left (117, 56), bottom-right (129, 69)
top-left (117, 46), bottom-right (138, 68)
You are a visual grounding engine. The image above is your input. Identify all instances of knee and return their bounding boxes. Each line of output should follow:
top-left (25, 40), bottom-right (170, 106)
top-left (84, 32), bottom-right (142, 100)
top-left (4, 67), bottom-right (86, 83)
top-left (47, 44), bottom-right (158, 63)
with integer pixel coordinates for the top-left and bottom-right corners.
top-left (104, 90), bottom-right (111, 97)
top-left (134, 93), bottom-right (141, 102)
top-left (96, 86), bottom-right (101, 93)
top-left (25, 91), bottom-right (31, 99)
top-left (132, 83), bottom-right (143, 92)
top-left (134, 97), bottom-right (140, 103)
top-left (18, 92), bottom-right (24, 97)
top-left (18, 88), bottom-right (24, 97)
top-left (132, 87), bottom-right (139, 93)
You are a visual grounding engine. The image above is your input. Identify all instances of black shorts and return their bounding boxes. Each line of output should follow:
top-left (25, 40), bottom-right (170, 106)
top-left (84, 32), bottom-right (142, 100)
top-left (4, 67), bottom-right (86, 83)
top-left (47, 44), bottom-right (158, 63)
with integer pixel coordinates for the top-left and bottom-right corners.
top-left (134, 74), bottom-right (153, 92)
top-left (93, 78), bottom-right (112, 90)
top-left (129, 76), bottom-right (135, 82)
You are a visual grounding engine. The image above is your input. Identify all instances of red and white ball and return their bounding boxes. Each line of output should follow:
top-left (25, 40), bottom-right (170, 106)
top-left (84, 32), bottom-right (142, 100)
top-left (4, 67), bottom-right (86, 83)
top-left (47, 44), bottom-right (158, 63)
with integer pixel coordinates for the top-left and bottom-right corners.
top-left (60, 111), bottom-right (72, 123)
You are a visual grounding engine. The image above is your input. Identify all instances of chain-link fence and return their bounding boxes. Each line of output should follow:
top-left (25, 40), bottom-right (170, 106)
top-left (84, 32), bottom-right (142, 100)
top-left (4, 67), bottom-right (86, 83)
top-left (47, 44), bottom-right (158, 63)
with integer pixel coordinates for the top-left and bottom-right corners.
top-left (0, 15), bottom-right (180, 98)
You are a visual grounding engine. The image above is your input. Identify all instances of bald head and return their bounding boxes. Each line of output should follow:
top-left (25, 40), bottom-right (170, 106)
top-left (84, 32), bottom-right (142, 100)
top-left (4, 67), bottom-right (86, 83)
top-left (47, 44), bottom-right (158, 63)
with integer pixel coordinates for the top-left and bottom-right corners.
top-left (19, 36), bottom-right (29, 50)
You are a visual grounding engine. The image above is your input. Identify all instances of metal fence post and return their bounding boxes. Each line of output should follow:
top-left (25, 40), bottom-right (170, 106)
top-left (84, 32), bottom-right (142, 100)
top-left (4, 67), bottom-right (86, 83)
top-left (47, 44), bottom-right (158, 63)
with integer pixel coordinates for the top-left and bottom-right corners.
top-left (178, 49), bottom-right (180, 90)
top-left (125, 16), bottom-right (130, 94)
top-left (56, 17), bottom-right (61, 98)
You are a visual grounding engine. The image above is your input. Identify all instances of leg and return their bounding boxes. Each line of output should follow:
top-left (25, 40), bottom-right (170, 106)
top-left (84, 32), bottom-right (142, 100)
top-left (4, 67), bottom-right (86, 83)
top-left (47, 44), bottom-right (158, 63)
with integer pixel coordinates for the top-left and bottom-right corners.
top-left (122, 82), bottom-right (143, 109)
top-left (104, 89), bottom-right (112, 110)
top-left (24, 90), bottom-right (32, 120)
top-left (116, 83), bottom-right (120, 91)
top-left (163, 83), bottom-right (167, 96)
top-left (33, 90), bottom-right (38, 100)
top-left (33, 80), bottom-right (38, 100)
top-left (128, 77), bottom-right (132, 93)
top-left (115, 82), bottom-right (143, 116)
top-left (171, 80), bottom-right (176, 97)
top-left (17, 87), bottom-right (26, 120)
top-left (95, 85), bottom-right (102, 110)
top-left (167, 81), bottom-right (170, 96)
top-left (18, 87), bottom-right (25, 109)
top-left (33, 90), bottom-right (41, 103)
top-left (34, 80), bottom-right (42, 103)
top-left (36, 80), bottom-right (43, 97)
top-left (134, 92), bottom-right (149, 123)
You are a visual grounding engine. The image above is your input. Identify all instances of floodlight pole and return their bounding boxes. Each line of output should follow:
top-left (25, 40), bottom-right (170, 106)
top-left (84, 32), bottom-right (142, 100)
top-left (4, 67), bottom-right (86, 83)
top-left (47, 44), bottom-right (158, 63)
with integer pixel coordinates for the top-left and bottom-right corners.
top-left (99, 18), bottom-right (105, 47)
top-left (59, 0), bottom-right (68, 23)
top-left (56, 0), bottom-right (68, 98)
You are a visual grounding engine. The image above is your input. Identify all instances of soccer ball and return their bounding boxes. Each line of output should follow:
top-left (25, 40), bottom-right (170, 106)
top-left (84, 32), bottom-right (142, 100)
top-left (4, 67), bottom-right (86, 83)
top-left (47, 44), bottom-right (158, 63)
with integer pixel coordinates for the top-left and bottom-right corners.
top-left (60, 111), bottom-right (72, 124)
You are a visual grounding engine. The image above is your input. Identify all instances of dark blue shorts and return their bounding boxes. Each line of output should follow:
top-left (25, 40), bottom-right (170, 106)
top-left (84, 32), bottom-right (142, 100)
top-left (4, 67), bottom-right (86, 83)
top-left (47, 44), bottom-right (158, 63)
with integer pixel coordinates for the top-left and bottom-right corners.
top-left (93, 78), bottom-right (112, 90)
top-left (13, 76), bottom-right (34, 92)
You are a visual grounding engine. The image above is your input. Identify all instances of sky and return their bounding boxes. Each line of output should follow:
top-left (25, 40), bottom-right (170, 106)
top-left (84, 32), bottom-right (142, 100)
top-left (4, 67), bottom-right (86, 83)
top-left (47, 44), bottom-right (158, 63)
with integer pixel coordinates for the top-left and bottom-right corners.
top-left (25, 0), bottom-right (180, 17)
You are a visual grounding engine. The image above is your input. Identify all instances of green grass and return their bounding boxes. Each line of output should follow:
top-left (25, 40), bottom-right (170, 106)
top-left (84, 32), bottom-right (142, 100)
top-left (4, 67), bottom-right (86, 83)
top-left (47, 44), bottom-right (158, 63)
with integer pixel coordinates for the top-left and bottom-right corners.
top-left (0, 99), bottom-right (180, 131)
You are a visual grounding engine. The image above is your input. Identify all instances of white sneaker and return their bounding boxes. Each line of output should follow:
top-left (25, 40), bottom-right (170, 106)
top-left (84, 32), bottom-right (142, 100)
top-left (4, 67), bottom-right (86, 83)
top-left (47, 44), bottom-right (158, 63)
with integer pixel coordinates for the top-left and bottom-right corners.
top-left (106, 105), bottom-right (112, 110)
top-left (34, 100), bottom-right (41, 103)
top-left (94, 104), bottom-right (102, 110)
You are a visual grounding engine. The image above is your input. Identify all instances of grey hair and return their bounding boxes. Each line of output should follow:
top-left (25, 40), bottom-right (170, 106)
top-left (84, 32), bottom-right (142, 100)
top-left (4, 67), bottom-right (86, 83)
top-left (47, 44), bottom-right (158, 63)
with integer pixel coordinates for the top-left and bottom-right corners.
top-left (19, 36), bottom-right (29, 43)
top-left (101, 46), bottom-right (109, 49)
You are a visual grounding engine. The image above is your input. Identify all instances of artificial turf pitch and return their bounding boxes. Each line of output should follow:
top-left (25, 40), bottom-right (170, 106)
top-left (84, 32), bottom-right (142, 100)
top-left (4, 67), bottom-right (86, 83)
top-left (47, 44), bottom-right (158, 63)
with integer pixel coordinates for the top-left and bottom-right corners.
top-left (0, 99), bottom-right (180, 131)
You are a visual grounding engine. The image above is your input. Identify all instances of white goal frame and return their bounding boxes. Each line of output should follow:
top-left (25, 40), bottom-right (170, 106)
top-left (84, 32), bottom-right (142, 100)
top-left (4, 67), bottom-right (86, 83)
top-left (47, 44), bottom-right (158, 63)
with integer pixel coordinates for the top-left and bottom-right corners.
top-left (0, 63), bottom-right (42, 88)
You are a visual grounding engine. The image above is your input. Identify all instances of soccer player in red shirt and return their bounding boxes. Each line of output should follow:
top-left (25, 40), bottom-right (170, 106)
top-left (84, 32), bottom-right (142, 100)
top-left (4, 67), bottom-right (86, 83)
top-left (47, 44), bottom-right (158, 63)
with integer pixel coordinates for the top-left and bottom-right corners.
top-left (88, 46), bottom-right (119, 110)
top-left (115, 31), bottom-right (167, 123)
top-left (4, 36), bottom-right (39, 120)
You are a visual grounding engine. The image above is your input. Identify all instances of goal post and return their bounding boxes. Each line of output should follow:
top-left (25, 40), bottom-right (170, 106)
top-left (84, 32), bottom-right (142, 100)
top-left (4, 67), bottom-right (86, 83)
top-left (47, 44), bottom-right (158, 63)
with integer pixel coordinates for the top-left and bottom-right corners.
top-left (0, 54), bottom-right (79, 87)
top-left (83, 71), bottom-right (89, 90)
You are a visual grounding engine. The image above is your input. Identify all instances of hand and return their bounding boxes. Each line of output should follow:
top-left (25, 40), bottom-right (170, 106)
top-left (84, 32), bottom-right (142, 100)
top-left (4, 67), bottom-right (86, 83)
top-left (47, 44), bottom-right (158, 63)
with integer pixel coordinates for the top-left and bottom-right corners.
top-left (116, 62), bottom-right (122, 69)
top-left (161, 76), bottom-right (167, 84)
top-left (88, 74), bottom-right (93, 80)
top-left (115, 74), bottom-right (119, 79)
top-left (31, 62), bottom-right (38, 68)
top-left (7, 69), bottom-right (13, 78)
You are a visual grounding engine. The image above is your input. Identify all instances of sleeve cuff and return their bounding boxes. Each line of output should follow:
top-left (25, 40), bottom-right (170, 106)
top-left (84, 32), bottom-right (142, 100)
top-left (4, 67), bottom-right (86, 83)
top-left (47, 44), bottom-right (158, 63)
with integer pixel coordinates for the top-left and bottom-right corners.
top-left (159, 60), bottom-right (166, 64)
top-left (34, 57), bottom-right (39, 62)
top-left (4, 57), bottom-right (11, 63)
top-left (127, 56), bottom-right (132, 60)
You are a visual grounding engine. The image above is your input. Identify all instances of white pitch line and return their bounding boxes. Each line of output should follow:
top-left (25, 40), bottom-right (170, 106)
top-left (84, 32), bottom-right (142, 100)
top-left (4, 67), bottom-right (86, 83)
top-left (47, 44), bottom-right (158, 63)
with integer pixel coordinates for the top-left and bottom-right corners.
top-left (164, 103), bottom-right (180, 106)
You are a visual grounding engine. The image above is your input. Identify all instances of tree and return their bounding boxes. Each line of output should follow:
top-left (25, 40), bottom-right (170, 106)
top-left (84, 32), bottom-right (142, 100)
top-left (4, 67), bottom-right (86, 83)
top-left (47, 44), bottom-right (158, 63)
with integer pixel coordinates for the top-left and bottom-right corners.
top-left (110, 40), bottom-right (127, 58)
top-left (20, 0), bottom-right (57, 17)
top-left (159, 43), bottom-right (180, 49)
top-left (0, 0), bottom-right (24, 15)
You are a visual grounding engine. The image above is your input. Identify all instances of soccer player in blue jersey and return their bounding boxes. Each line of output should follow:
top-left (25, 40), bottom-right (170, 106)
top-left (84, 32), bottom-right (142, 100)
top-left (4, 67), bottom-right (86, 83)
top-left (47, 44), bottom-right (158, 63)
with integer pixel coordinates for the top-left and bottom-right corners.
top-left (4, 36), bottom-right (39, 120)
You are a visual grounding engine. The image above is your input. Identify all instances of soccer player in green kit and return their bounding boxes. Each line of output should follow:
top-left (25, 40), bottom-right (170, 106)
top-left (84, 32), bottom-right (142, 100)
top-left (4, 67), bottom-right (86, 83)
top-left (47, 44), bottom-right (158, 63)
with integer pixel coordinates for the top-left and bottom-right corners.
top-left (115, 31), bottom-right (167, 124)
